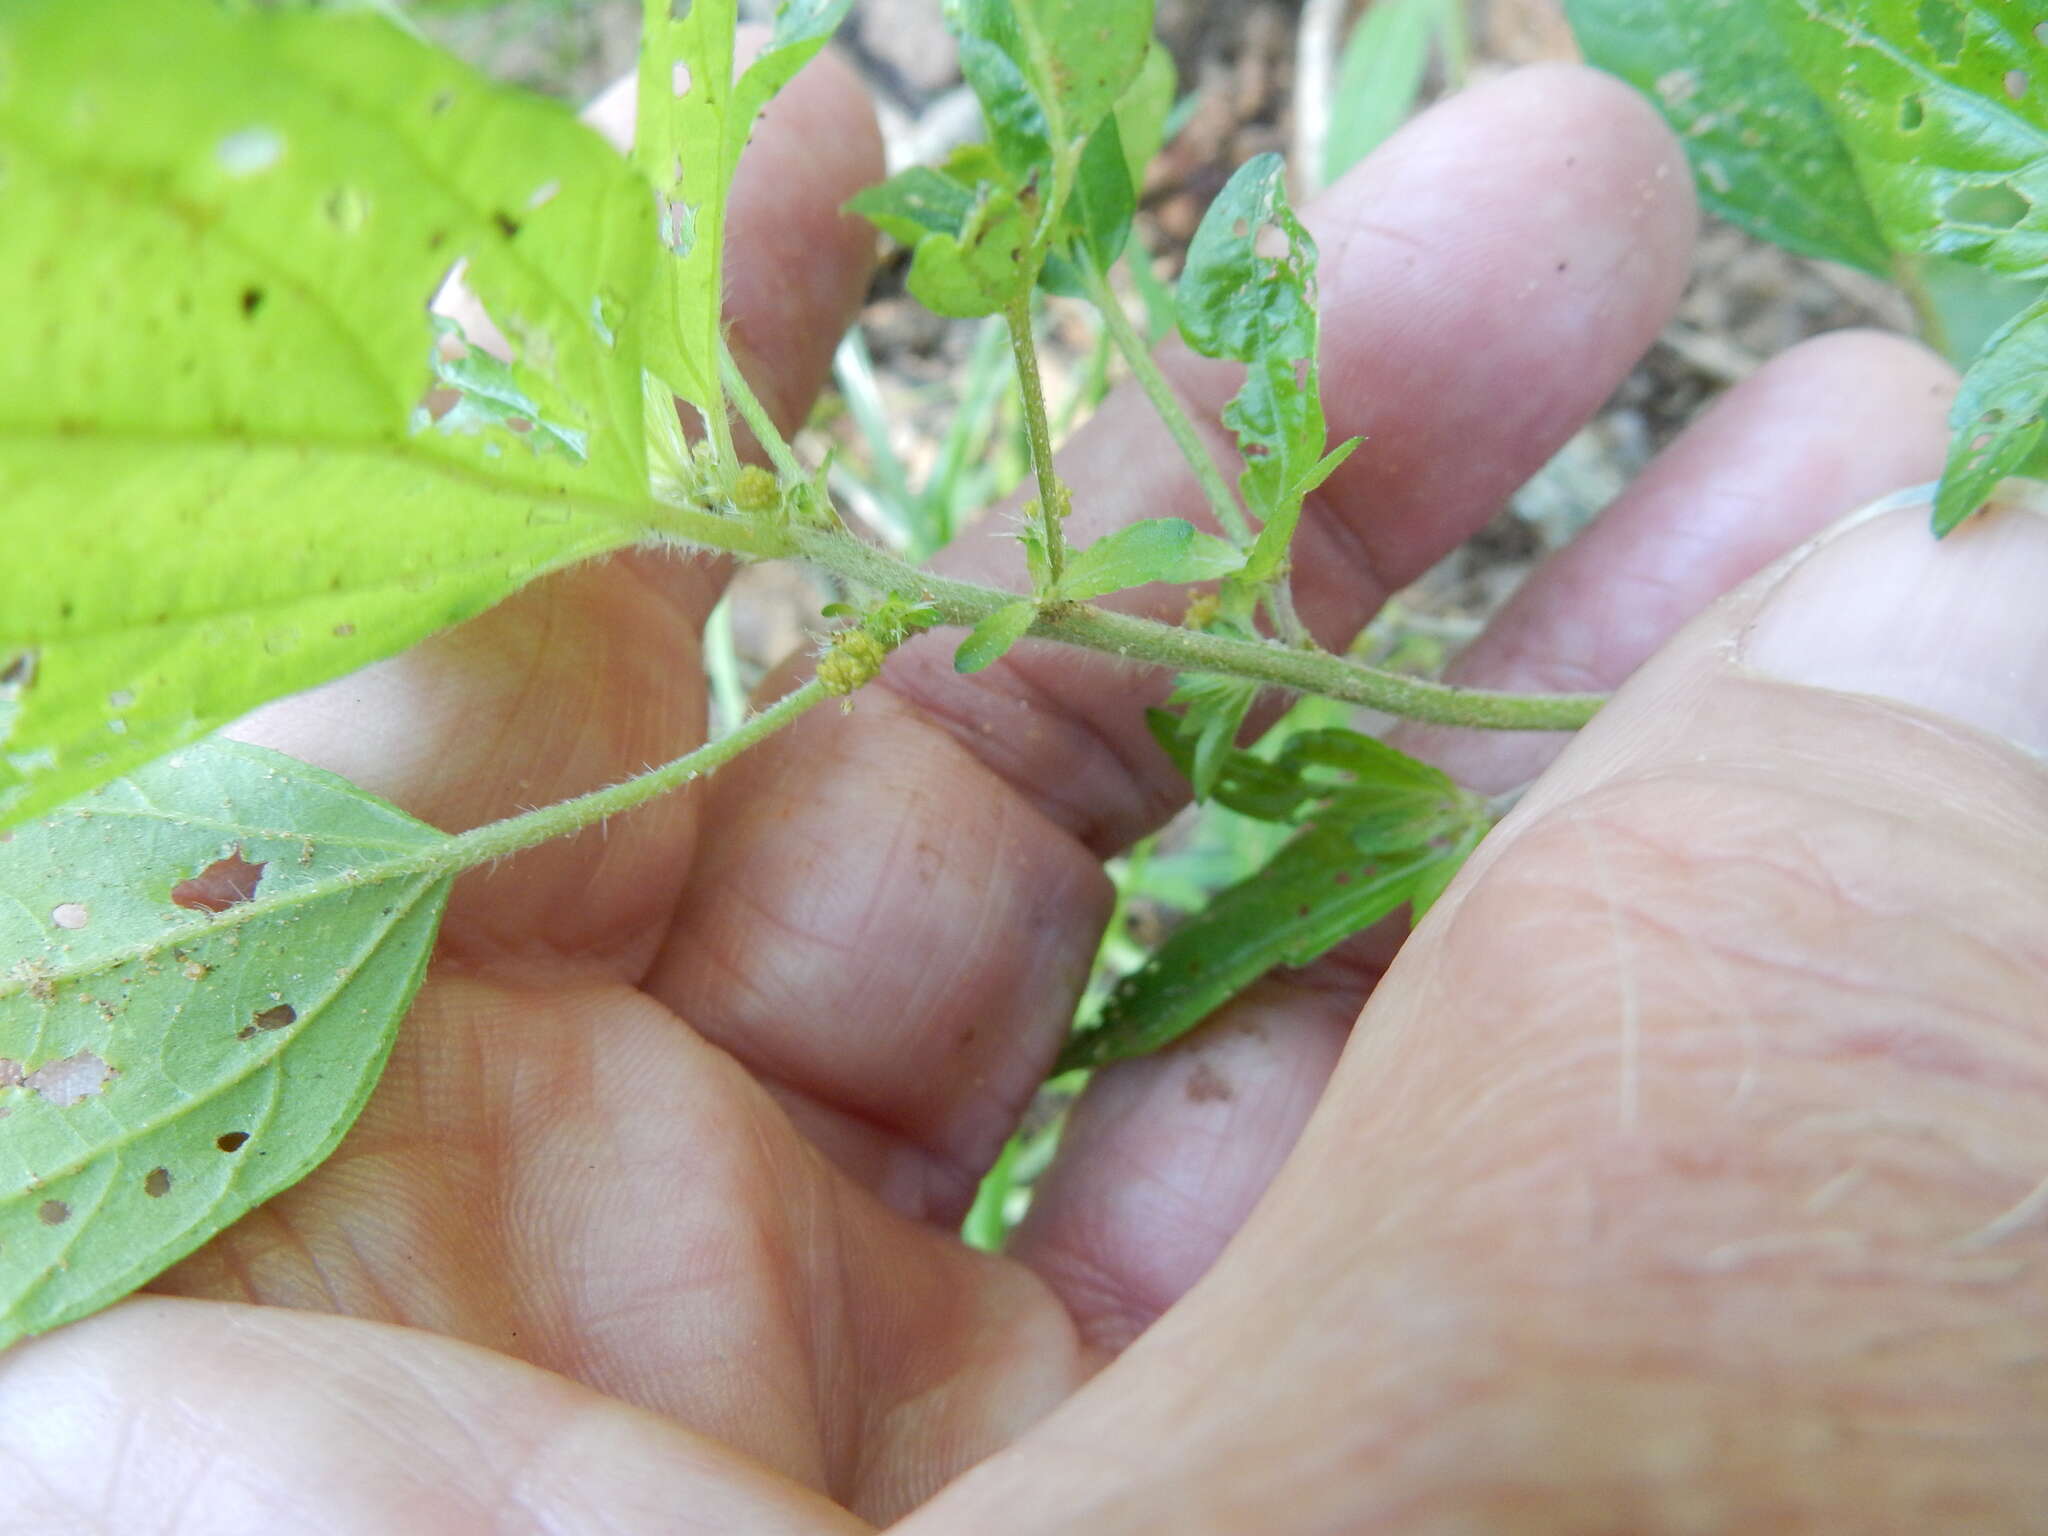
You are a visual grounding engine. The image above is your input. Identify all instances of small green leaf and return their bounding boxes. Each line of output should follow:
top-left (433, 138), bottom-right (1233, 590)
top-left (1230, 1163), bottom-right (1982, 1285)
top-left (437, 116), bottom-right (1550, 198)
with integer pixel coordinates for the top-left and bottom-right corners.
top-left (1774, 0), bottom-right (2048, 280)
top-left (1058, 802), bottom-right (1484, 1071)
top-left (1935, 292), bottom-right (2048, 533)
top-left (1149, 677), bottom-right (1263, 804)
top-left (846, 166), bottom-right (982, 246)
top-left (906, 181), bottom-right (1040, 317)
top-left (1178, 154), bottom-right (1335, 549)
top-left (1040, 116), bottom-right (1138, 295)
top-left (0, 0), bottom-right (669, 831)
top-left (0, 738), bottom-right (452, 1348)
top-left (1565, 0), bottom-right (1891, 273)
top-left (954, 599), bottom-right (1039, 672)
top-left (1059, 518), bottom-right (1242, 601)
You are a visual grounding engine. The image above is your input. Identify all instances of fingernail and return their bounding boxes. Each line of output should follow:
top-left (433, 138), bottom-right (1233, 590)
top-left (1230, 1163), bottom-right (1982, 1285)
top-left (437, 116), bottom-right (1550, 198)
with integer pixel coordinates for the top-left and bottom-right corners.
top-left (1741, 481), bottom-right (2048, 756)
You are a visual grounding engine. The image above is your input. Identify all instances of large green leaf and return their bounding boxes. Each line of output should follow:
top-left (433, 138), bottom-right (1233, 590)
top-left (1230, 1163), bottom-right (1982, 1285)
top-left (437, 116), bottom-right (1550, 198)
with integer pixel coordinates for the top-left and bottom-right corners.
top-left (0, 0), bottom-right (672, 830)
top-left (1565, 0), bottom-right (1891, 272)
top-left (0, 738), bottom-right (452, 1348)
top-left (1777, 0), bottom-right (2048, 278)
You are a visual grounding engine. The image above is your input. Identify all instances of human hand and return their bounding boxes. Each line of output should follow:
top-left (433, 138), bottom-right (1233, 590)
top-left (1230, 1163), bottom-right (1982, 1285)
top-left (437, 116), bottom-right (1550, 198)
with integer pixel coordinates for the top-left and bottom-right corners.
top-left (11, 44), bottom-right (2040, 1534)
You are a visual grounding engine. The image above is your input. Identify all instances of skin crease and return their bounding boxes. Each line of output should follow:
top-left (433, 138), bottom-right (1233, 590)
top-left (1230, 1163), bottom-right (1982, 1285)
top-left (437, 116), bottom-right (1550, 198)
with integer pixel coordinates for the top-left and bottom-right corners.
top-left (7, 40), bottom-right (2048, 1536)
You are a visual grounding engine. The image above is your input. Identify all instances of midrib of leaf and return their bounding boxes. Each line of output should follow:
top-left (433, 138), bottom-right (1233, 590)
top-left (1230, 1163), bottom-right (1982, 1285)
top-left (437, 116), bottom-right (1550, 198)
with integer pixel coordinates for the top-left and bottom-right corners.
top-left (0, 853), bottom-right (443, 1007)
top-left (8, 878), bottom-right (439, 1198)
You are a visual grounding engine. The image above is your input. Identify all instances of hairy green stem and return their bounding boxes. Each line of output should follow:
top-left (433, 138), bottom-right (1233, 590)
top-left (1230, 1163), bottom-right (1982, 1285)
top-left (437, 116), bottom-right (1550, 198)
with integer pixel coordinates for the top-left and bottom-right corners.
top-left (0, 681), bottom-right (834, 1006)
top-left (437, 678), bottom-right (829, 867)
top-left (790, 526), bottom-right (1601, 730)
top-left (720, 340), bottom-right (805, 482)
top-left (1005, 295), bottom-right (1069, 589)
top-left (1081, 259), bottom-right (1250, 546)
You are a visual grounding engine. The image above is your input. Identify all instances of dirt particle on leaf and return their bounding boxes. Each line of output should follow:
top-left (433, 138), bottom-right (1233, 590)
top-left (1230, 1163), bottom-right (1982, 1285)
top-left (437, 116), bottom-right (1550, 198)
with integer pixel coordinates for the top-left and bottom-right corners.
top-left (26, 1050), bottom-right (116, 1107)
top-left (492, 209), bottom-right (521, 240)
top-left (50, 902), bottom-right (88, 930)
top-left (0, 649), bottom-right (35, 690)
top-left (171, 848), bottom-right (266, 912)
top-left (37, 1199), bottom-right (70, 1226)
top-left (216, 1131), bottom-right (250, 1153)
top-left (240, 285), bottom-right (265, 318)
top-left (144, 1167), bottom-right (172, 1198)
top-left (1186, 1061), bottom-right (1234, 1104)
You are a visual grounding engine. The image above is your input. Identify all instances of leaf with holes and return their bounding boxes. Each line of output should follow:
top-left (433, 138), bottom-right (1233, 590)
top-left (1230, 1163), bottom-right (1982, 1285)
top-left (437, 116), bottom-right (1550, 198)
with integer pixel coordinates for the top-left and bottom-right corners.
top-left (1774, 0), bottom-right (2048, 278)
top-left (0, 737), bottom-right (452, 1349)
top-left (0, 0), bottom-right (677, 833)
top-left (1936, 292), bottom-right (2048, 533)
top-left (1177, 154), bottom-right (1358, 578)
top-left (637, 0), bottom-right (855, 414)
top-left (1565, 0), bottom-right (1890, 272)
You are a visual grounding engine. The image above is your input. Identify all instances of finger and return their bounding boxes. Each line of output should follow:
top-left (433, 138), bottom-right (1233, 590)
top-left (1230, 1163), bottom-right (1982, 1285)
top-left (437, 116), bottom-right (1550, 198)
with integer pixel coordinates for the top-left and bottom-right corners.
top-left (1009, 330), bottom-right (1958, 1345)
top-left (2, 1298), bottom-right (872, 1534)
top-left (646, 65), bottom-right (1697, 1219)
top-left (229, 51), bottom-right (880, 973)
top-left (896, 484), bottom-right (2048, 1532)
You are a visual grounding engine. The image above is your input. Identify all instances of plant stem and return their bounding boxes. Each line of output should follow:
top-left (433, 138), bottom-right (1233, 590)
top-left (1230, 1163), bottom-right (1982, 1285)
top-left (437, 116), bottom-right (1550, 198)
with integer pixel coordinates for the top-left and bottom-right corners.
top-left (1005, 295), bottom-right (1068, 589)
top-left (437, 678), bottom-right (828, 868)
top-left (720, 339), bottom-right (805, 482)
top-left (1081, 259), bottom-right (1251, 546)
top-left (790, 525), bottom-right (1601, 730)
top-left (2, 681), bottom-right (836, 1003)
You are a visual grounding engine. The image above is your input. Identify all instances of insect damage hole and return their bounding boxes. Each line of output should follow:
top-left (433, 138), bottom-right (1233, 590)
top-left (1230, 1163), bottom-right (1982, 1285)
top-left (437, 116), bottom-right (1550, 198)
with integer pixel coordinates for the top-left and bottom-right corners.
top-left (37, 1199), bottom-right (70, 1226)
top-left (143, 1167), bottom-right (172, 1198)
top-left (215, 1131), bottom-right (250, 1153)
top-left (237, 1003), bottom-right (297, 1041)
top-left (171, 848), bottom-right (266, 913)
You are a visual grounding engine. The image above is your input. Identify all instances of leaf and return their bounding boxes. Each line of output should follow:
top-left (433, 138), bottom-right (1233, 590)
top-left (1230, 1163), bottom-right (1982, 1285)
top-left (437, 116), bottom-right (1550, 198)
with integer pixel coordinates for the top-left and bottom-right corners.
top-left (1058, 803), bottom-right (1484, 1071)
top-left (1149, 677), bottom-right (1263, 803)
top-left (954, 599), bottom-right (1039, 673)
top-left (906, 181), bottom-right (1041, 318)
top-left (1059, 519), bottom-right (1242, 601)
top-left (1774, 0), bottom-right (2048, 279)
top-left (0, 738), bottom-right (452, 1348)
top-left (1564, 0), bottom-right (1891, 273)
top-left (1177, 154), bottom-right (1336, 564)
top-left (1324, 0), bottom-right (1439, 184)
top-left (0, 0), bottom-right (672, 831)
top-left (1006, 0), bottom-right (1156, 150)
top-left (1039, 116), bottom-right (1139, 295)
top-left (637, 0), bottom-right (854, 413)
top-left (1935, 292), bottom-right (2048, 533)
top-left (1112, 42), bottom-right (1178, 195)
top-left (845, 166), bottom-right (982, 246)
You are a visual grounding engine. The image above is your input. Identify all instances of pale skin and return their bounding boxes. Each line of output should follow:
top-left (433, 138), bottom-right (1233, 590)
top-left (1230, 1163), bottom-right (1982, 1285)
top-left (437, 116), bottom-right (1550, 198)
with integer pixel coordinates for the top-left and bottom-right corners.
top-left (8, 48), bottom-right (2048, 1534)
